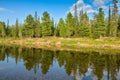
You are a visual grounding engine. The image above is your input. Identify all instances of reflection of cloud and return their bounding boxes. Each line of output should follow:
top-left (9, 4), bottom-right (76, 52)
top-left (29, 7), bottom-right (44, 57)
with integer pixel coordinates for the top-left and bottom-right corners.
top-left (0, 67), bottom-right (6, 70)
top-left (0, 7), bottom-right (14, 13)
top-left (69, 0), bottom-right (96, 14)
top-left (71, 67), bottom-right (97, 80)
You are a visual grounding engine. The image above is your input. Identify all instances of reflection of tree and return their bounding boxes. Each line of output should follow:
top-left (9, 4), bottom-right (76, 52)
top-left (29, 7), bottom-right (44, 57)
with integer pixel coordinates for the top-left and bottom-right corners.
top-left (110, 55), bottom-right (117, 80)
top-left (91, 53), bottom-right (105, 80)
top-left (1, 45), bottom-right (120, 79)
top-left (77, 53), bottom-right (89, 75)
top-left (57, 51), bottom-right (65, 67)
top-left (64, 52), bottom-right (78, 75)
top-left (0, 46), bottom-right (5, 61)
top-left (22, 48), bottom-right (42, 73)
top-left (41, 50), bottom-right (54, 74)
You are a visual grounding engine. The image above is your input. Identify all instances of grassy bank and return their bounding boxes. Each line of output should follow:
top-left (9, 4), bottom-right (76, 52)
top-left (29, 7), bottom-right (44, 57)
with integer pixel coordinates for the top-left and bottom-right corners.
top-left (0, 37), bottom-right (120, 52)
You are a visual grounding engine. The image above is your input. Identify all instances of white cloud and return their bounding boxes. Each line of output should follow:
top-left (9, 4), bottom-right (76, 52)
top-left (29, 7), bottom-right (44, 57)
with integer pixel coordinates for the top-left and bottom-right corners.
top-left (0, 7), bottom-right (14, 13)
top-left (69, 0), bottom-right (96, 15)
top-left (94, 0), bottom-right (105, 7)
top-left (93, 0), bottom-right (111, 7)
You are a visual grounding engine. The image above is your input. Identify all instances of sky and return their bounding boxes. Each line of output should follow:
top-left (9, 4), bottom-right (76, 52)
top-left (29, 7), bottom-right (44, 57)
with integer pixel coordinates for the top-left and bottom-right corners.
top-left (0, 0), bottom-right (119, 25)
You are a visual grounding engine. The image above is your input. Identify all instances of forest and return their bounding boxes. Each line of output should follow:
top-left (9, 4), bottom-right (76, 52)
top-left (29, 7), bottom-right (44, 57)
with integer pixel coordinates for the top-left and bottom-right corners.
top-left (0, 0), bottom-right (120, 39)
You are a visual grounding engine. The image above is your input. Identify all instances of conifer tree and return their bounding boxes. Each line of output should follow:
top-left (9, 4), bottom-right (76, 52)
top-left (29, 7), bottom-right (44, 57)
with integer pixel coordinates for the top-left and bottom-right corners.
top-left (110, 0), bottom-right (118, 37)
top-left (23, 14), bottom-right (34, 37)
top-left (65, 12), bottom-right (74, 37)
top-left (15, 19), bottom-right (19, 38)
top-left (57, 18), bottom-right (66, 37)
top-left (107, 6), bottom-right (111, 36)
top-left (34, 12), bottom-right (42, 37)
top-left (0, 22), bottom-right (6, 38)
top-left (76, 11), bottom-right (90, 37)
top-left (117, 15), bottom-right (120, 37)
top-left (6, 19), bottom-right (10, 37)
top-left (41, 11), bottom-right (53, 37)
top-left (93, 8), bottom-right (106, 38)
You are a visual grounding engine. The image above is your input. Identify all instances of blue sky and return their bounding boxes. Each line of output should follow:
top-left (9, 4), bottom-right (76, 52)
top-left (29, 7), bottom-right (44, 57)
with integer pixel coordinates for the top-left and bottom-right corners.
top-left (0, 0), bottom-right (118, 25)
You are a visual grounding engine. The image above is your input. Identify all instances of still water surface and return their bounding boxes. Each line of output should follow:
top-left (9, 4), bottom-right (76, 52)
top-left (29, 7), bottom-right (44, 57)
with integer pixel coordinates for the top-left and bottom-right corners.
top-left (0, 46), bottom-right (120, 80)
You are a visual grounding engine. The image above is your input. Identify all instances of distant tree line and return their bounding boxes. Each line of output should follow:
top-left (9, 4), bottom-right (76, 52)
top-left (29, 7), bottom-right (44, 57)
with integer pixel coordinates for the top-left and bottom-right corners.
top-left (0, 0), bottom-right (120, 38)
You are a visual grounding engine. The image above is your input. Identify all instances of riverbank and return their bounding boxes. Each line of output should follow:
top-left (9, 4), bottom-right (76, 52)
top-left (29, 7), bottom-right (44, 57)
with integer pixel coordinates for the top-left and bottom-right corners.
top-left (0, 37), bottom-right (120, 52)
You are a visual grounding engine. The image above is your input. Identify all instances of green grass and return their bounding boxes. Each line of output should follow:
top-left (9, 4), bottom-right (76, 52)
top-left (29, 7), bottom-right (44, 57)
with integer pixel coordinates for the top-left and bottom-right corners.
top-left (1, 37), bottom-right (120, 52)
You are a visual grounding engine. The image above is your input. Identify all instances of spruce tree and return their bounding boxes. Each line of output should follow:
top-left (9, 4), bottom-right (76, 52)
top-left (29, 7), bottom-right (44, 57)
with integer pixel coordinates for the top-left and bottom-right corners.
top-left (41, 11), bottom-right (53, 37)
top-left (51, 18), bottom-right (54, 36)
top-left (34, 12), bottom-right (42, 37)
top-left (107, 6), bottom-right (111, 36)
top-left (23, 14), bottom-right (34, 37)
top-left (0, 22), bottom-right (6, 38)
top-left (117, 15), bottom-right (120, 37)
top-left (76, 11), bottom-right (90, 37)
top-left (93, 8), bottom-right (106, 38)
top-left (54, 23), bottom-right (59, 36)
top-left (74, 3), bottom-right (79, 37)
top-left (110, 0), bottom-right (118, 37)
top-left (15, 19), bottom-right (19, 38)
top-left (57, 18), bottom-right (66, 37)
top-left (6, 19), bottom-right (10, 37)
top-left (65, 12), bottom-right (74, 37)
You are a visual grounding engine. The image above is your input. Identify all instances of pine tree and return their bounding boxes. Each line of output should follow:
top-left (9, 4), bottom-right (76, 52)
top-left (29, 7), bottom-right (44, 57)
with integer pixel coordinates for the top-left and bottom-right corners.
top-left (0, 22), bottom-right (6, 38)
top-left (57, 18), bottom-right (66, 37)
top-left (110, 0), bottom-right (118, 37)
top-left (41, 11), bottom-right (53, 37)
top-left (74, 3), bottom-right (79, 36)
top-left (9, 25), bottom-right (16, 37)
top-left (15, 19), bottom-right (19, 38)
top-left (35, 17), bottom-right (42, 37)
top-left (54, 23), bottom-right (59, 36)
top-left (76, 11), bottom-right (90, 37)
top-left (65, 12), bottom-right (74, 37)
top-left (51, 18), bottom-right (54, 36)
top-left (23, 14), bottom-right (34, 37)
top-left (18, 24), bottom-right (22, 38)
top-left (93, 8), bottom-right (106, 38)
top-left (107, 6), bottom-right (111, 36)
top-left (6, 19), bottom-right (10, 37)
top-left (34, 12), bottom-right (42, 37)
top-left (117, 15), bottom-right (120, 37)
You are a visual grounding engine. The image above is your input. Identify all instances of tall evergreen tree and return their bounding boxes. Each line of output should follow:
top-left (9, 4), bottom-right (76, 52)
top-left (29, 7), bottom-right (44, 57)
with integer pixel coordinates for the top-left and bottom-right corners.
top-left (107, 6), bottom-right (111, 36)
top-left (65, 12), bottom-right (74, 37)
top-left (74, 4), bottom-right (79, 37)
top-left (0, 22), bottom-right (6, 38)
top-left (76, 11), bottom-right (90, 37)
top-left (110, 0), bottom-right (118, 37)
top-left (57, 18), bottom-right (66, 37)
top-left (23, 14), bottom-right (34, 37)
top-left (117, 15), bottom-right (120, 37)
top-left (6, 19), bottom-right (10, 37)
top-left (54, 23), bottom-right (59, 36)
top-left (93, 8), bottom-right (106, 38)
top-left (34, 12), bottom-right (42, 37)
top-left (18, 24), bottom-right (22, 38)
top-left (51, 18), bottom-right (54, 36)
top-left (41, 11), bottom-right (53, 37)
top-left (15, 19), bottom-right (19, 38)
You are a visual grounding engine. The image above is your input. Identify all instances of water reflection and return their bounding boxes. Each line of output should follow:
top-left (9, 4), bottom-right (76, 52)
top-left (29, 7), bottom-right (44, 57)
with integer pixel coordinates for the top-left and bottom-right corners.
top-left (0, 45), bottom-right (120, 80)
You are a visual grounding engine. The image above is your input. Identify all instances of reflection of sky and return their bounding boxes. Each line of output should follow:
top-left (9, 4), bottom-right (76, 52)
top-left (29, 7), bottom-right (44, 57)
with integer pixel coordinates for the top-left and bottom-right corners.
top-left (71, 67), bottom-right (120, 80)
top-left (82, 67), bottom-right (97, 80)
top-left (102, 70), bottom-right (112, 80)
top-left (0, 58), bottom-right (73, 80)
top-left (117, 69), bottom-right (120, 80)
top-left (0, 56), bottom-right (120, 80)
